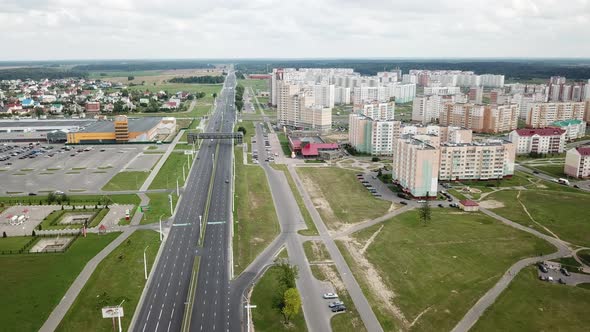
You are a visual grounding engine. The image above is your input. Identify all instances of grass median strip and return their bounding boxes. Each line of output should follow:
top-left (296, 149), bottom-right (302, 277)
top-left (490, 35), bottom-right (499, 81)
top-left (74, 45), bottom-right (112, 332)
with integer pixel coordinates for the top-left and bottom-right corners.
top-left (102, 171), bottom-right (150, 191)
top-left (233, 147), bottom-right (280, 276)
top-left (56, 230), bottom-right (160, 332)
top-left (149, 152), bottom-right (193, 190)
top-left (181, 256), bottom-right (201, 332)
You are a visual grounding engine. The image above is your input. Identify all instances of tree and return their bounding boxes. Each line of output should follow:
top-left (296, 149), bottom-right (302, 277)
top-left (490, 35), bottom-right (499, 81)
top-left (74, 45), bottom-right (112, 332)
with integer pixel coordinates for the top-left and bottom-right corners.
top-left (237, 126), bottom-right (247, 136)
top-left (32, 230), bottom-right (36, 237)
top-left (277, 262), bottom-right (299, 290)
top-left (212, 92), bottom-right (217, 99)
top-left (47, 192), bottom-right (56, 204)
top-left (2, 231), bottom-right (6, 238)
top-left (418, 198), bottom-right (431, 224)
top-left (282, 288), bottom-right (301, 323)
top-left (128, 76), bottom-right (135, 81)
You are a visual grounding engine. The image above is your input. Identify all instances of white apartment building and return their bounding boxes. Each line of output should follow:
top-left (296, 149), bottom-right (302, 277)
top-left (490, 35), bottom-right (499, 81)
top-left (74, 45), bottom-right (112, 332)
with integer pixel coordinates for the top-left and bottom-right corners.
top-left (360, 101), bottom-right (395, 120)
top-left (312, 84), bottom-right (335, 108)
top-left (526, 101), bottom-right (586, 128)
top-left (401, 125), bottom-right (472, 144)
top-left (389, 83), bottom-right (416, 103)
top-left (334, 87), bottom-right (351, 105)
top-left (352, 86), bottom-right (385, 104)
top-left (565, 146), bottom-right (590, 178)
top-left (412, 95), bottom-right (445, 124)
top-left (439, 103), bottom-right (519, 133)
top-left (348, 113), bottom-right (401, 156)
top-left (508, 128), bottom-right (566, 155)
top-left (424, 86), bottom-right (462, 96)
top-left (392, 135), bottom-right (439, 198)
top-left (276, 80), bottom-right (332, 132)
top-left (438, 140), bottom-right (515, 181)
top-left (480, 74), bottom-right (505, 88)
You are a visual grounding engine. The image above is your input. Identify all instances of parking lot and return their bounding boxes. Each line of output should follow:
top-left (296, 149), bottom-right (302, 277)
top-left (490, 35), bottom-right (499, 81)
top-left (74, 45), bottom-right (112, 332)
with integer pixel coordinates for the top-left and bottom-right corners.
top-left (0, 143), bottom-right (153, 194)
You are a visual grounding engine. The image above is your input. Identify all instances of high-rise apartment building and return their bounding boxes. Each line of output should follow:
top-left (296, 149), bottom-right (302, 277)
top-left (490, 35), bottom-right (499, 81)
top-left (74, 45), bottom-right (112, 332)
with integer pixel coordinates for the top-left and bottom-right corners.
top-left (468, 86), bottom-right (483, 104)
top-left (564, 146), bottom-right (590, 178)
top-left (360, 101), bottom-right (395, 120)
top-left (313, 84), bottom-right (335, 108)
top-left (276, 80), bottom-right (332, 132)
top-left (392, 135), bottom-right (439, 198)
top-left (412, 95), bottom-right (446, 124)
top-left (348, 113), bottom-right (401, 156)
top-left (525, 101), bottom-right (586, 128)
top-left (438, 140), bottom-right (515, 181)
top-left (439, 103), bottom-right (519, 133)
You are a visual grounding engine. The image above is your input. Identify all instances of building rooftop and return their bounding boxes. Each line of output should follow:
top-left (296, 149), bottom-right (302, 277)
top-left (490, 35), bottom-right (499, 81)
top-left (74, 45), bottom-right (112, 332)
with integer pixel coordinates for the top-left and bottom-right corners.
top-left (551, 119), bottom-right (584, 126)
top-left (576, 146), bottom-right (590, 156)
top-left (514, 128), bottom-right (565, 137)
top-left (459, 199), bottom-right (479, 207)
top-left (79, 117), bottom-right (162, 133)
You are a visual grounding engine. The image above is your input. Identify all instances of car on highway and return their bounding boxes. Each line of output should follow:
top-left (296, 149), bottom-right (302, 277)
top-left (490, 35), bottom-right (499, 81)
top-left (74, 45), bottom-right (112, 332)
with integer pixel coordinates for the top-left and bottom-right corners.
top-left (225, 179), bottom-right (229, 183)
top-left (322, 293), bottom-right (338, 299)
top-left (533, 170), bottom-right (539, 174)
top-left (331, 305), bottom-right (346, 312)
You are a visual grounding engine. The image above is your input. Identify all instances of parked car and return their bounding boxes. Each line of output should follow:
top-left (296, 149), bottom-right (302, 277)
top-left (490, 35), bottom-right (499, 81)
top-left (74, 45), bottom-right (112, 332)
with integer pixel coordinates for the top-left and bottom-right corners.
top-left (400, 201), bottom-right (408, 205)
top-left (558, 278), bottom-right (566, 284)
top-left (331, 305), bottom-right (346, 312)
top-left (573, 185), bottom-right (580, 189)
top-left (322, 293), bottom-right (338, 299)
top-left (533, 170), bottom-right (539, 174)
top-left (560, 267), bottom-right (571, 276)
top-left (28, 192), bottom-right (37, 196)
top-left (438, 204), bottom-right (444, 208)
top-left (538, 263), bottom-right (548, 273)
top-left (328, 301), bottom-right (344, 308)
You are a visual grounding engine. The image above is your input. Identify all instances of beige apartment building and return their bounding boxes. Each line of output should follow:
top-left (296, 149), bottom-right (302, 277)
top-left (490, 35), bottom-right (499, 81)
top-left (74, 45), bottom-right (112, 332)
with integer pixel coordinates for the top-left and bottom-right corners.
top-left (564, 146), bottom-right (590, 178)
top-left (438, 140), bottom-right (515, 181)
top-left (276, 80), bottom-right (332, 132)
top-left (392, 135), bottom-right (440, 198)
top-left (439, 103), bottom-right (518, 133)
top-left (349, 113), bottom-right (401, 155)
top-left (525, 101), bottom-right (586, 128)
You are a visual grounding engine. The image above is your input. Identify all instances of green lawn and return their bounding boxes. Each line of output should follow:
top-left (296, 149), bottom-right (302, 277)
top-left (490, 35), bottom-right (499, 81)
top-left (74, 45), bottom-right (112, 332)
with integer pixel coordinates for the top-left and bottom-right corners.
top-left (338, 209), bottom-right (555, 332)
top-left (238, 79), bottom-right (269, 93)
top-left (296, 167), bottom-right (392, 230)
top-left (303, 240), bottom-right (330, 262)
top-left (141, 192), bottom-right (179, 225)
top-left (271, 165), bottom-right (318, 236)
top-left (250, 266), bottom-right (307, 332)
top-left (149, 152), bottom-right (192, 189)
top-left (484, 189), bottom-right (590, 247)
top-left (472, 266), bottom-right (590, 332)
top-left (38, 208), bottom-right (109, 230)
top-left (233, 148), bottom-right (280, 275)
top-left (101, 171), bottom-right (150, 191)
top-left (277, 132), bottom-right (291, 156)
top-left (56, 230), bottom-right (160, 332)
top-left (0, 236), bottom-right (33, 252)
top-left (530, 164), bottom-right (568, 178)
top-left (0, 233), bottom-right (120, 332)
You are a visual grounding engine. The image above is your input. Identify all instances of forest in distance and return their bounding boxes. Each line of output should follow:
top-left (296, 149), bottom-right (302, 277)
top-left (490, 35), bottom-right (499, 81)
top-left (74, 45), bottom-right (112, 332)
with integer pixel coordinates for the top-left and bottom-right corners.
top-left (1, 58), bottom-right (590, 81)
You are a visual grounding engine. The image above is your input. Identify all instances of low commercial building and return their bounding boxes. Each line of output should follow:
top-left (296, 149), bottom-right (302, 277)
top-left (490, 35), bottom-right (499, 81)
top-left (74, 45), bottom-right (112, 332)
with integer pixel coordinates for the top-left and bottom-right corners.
top-left (66, 116), bottom-right (172, 144)
top-left (508, 128), bottom-right (566, 155)
top-left (288, 136), bottom-right (338, 158)
top-left (392, 135), bottom-right (439, 198)
top-left (564, 146), bottom-right (590, 178)
top-left (549, 119), bottom-right (586, 141)
top-left (459, 200), bottom-right (480, 212)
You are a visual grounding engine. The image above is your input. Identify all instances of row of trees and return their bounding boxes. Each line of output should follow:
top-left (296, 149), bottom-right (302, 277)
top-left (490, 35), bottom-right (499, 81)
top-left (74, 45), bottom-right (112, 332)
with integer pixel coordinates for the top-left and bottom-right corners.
top-left (235, 85), bottom-right (245, 112)
top-left (169, 75), bottom-right (225, 84)
top-left (272, 262), bottom-right (302, 324)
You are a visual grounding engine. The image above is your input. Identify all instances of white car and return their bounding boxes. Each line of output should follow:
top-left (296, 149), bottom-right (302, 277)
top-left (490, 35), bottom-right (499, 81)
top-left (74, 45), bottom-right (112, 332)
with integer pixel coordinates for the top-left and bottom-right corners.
top-left (322, 293), bottom-right (338, 299)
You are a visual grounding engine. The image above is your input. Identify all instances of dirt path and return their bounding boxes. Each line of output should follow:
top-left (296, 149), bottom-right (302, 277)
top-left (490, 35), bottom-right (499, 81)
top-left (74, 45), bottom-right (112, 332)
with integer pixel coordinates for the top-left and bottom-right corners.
top-left (516, 191), bottom-right (562, 240)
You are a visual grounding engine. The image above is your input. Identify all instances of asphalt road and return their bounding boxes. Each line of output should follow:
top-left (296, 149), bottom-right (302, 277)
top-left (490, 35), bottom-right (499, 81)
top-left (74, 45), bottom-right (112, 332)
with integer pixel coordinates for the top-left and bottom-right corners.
top-left (132, 72), bottom-right (236, 332)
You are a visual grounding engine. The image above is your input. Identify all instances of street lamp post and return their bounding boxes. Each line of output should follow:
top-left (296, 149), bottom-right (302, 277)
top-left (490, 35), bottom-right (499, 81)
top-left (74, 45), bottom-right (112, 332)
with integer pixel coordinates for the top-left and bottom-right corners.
top-left (168, 194), bottom-right (173, 216)
top-left (158, 214), bottom-right (165, 241)
top-left (243, 295), bottom-right (256, 332)
top-left (143, 246), bottom-right (150, 280)
top-left (117, 299), bottom-right (125, 332)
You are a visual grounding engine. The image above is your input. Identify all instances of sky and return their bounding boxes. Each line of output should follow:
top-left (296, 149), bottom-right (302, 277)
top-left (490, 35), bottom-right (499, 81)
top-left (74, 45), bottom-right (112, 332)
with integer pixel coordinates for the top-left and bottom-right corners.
top-left (1, 0), bottom-right (589, 60)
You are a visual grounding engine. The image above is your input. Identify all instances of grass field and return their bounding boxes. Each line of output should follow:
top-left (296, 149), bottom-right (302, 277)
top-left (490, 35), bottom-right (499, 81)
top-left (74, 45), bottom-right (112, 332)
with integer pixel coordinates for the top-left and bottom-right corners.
top-left (277, 132), bottom-right (291, 156)
top-left (233, 148), bottom-right (280, 275)
top-left (271, 165), bottom-right (318, 236)
top-left (38, 208), bottom-right (109, 230)
top-left (141, 192), bottom-right (179, 225)
top-left (56, 230), bottom-right (160, 332)
top-left (338, 209), bottom-right (555, 332)
top-left (472, 266), bottom-right (590, 331)
top-left (101, 171), bottom-right (150, 191)
top-left (238, 79), bottom-right (269, 93)
top-left (529, 164), bottom-right (568, 178)
top-left (483, 189), bottom-right (590, 247)
top-left (296, 167), bottom-right (392, 230)
top-left (0, 233), bottom-right (120, 332)
top-left (0, 236), bottom-right (32, 251)
top-left (303, 240), bottom-right (330, 262)
top-left (250, 265), bottom-right (307, 332)
top-left (149, 152), bottom-right (192, 189)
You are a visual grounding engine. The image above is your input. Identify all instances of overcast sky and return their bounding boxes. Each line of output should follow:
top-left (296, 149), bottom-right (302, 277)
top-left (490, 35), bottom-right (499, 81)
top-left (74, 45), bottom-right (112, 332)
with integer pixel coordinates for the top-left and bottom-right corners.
top-left (1, 0), bottom-right (589, 60)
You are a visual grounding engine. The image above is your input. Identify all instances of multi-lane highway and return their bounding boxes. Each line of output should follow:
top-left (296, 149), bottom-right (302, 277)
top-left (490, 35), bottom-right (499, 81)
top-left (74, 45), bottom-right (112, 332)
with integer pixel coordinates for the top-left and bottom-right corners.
top-left (132, 71), bottom-right (237, 332)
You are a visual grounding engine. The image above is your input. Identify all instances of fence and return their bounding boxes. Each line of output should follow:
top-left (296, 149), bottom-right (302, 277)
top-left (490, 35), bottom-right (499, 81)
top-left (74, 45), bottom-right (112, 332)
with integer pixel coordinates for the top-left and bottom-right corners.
top-left (0, 232), bottom-right (81, 255)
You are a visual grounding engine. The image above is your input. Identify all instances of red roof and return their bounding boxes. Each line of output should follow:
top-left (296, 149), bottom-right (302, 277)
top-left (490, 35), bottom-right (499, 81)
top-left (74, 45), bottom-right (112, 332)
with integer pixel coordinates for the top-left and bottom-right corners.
top-left (577, 146), bottom-right (590, 156)
top-left (459, 199), bottom-right (479, 207)
top-left (301, 143), bottom-right (339, 156)
top-left (515, 128), bottom-right (565, 137)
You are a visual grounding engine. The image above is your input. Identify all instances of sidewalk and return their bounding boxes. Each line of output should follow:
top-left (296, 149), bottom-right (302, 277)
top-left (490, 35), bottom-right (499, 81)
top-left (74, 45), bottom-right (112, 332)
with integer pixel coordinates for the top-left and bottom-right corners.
top-left (139, 129), bottom-right (184, 192)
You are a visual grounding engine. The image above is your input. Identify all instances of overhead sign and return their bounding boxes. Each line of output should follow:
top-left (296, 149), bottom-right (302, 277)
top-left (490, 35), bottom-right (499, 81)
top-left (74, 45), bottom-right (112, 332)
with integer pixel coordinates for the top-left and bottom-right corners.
top-left (102, 306), bottom-right (124, 318)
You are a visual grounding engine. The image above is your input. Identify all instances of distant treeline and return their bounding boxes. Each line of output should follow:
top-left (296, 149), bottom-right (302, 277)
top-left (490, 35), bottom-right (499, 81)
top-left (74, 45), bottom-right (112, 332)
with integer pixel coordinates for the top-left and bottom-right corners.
top-left (169, 75), bottom-right (225, 84)
top-left (72, 61), bottom-right (215, 72)
top-left (0, 67), bottom-right (89, 80)
top-left (235, 59), bottom-right (590, 81)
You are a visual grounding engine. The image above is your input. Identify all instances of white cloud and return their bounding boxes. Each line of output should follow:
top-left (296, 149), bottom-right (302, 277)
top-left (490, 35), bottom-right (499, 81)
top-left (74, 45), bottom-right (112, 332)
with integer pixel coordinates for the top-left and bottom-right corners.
top-left (0, 0), bottom-right (588, 60)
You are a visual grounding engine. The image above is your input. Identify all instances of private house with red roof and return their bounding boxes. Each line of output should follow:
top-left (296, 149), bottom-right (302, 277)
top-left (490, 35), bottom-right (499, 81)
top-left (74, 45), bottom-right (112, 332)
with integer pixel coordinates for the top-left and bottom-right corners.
top-left (564, 145), bottom-right (590, 178)
top-left (288, 136), bottom-right (339, 158)
top-left (508, 128), bottom-right (566, 155)
top-left (85, 101), bottom-right (101, 117)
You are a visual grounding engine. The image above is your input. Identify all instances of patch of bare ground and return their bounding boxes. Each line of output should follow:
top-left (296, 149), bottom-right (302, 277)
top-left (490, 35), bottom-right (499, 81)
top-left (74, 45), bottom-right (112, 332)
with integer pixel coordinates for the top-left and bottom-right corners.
top-left (479, 199), bottom-right (505, 209)
top-left (341, 232), bottom-right (410, 328)
top-left (298, 172), bottom-right (343, 231)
